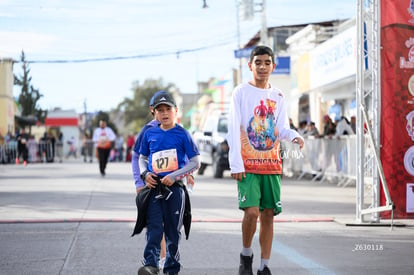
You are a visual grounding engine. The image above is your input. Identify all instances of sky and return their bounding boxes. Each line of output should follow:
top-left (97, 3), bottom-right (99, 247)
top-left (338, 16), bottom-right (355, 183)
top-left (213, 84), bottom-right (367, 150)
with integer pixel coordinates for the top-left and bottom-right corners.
top-left (0, 0), bottom-right (356, 113)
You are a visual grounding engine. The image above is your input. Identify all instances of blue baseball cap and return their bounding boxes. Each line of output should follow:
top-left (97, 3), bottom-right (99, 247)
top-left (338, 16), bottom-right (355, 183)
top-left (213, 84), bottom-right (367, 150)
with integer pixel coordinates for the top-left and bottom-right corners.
top-left (152, 92), bottom-right (176, 109)
top-left (149, 91), bottom-right (168, 107)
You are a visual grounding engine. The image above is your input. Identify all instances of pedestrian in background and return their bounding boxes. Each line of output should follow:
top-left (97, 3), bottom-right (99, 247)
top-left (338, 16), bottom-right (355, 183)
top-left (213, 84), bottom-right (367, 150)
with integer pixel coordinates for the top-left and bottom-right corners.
top-left (81, 132), bottom-right (93, 163)
top-left (306, 121), bottom-right (320, 138)
top-left (334, 116), bottom-right (354, 137)
top-left (126, 132), bottom-right (135, 162)
top-left (297, 120), bottom-right (308, 137)
top-left (227, 46), bottom-right (304, 275)
top-left (114, 134), bottom-right (124, 162)
top-left (66, 136), bottom-right (77, 159)
top-left (48, 131), bottom-right (56, 161)
top-left (16, 128), bottom-right (29, 166)
top-left (92, 120), bottom-right (116, 176)
top-left (350, 116), bottom-right (356, 133)
top-left (323, 115), bottom-right (336, 137)
top-left (56, 132), bottom-right (64, 163)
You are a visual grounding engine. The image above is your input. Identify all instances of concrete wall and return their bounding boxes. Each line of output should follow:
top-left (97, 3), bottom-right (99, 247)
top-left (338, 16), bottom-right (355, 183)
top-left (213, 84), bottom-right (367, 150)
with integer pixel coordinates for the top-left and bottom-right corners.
top-left (0, 59), bottom-right (15, 136)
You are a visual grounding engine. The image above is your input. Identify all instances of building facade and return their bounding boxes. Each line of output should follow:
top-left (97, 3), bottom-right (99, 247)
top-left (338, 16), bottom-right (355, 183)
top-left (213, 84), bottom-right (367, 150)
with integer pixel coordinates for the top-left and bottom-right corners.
top-left (0, 59), bottom-right (15, 137)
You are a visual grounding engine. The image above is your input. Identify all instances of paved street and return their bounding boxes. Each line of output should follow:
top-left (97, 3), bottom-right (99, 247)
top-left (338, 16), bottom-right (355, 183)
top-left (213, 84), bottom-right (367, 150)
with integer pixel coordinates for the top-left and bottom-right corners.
top-left (0, 160), bottom-right (413, 275)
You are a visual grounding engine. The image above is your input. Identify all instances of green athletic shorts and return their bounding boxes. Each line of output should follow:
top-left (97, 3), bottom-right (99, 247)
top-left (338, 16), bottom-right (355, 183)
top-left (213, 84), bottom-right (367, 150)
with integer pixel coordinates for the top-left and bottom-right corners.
top-left (237, 173), bottom-right (282, 216)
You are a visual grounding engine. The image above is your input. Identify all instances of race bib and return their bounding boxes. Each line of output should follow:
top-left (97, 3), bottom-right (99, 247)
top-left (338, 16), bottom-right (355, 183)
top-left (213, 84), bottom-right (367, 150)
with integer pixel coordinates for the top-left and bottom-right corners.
top-left (98, 136), bottom-right (111, 149)
top-left (151, 149), bottom-right (178, 174)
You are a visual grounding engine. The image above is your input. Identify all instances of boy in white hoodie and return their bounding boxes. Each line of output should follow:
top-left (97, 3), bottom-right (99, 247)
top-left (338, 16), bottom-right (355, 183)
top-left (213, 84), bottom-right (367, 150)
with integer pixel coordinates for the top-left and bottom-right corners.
top-left (227, 45), bottom-right (304, 275)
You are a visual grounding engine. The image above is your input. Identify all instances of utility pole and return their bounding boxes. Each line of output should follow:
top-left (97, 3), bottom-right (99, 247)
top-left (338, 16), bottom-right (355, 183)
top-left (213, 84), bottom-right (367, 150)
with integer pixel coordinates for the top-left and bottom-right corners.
top-left (236, 0), bottom-right (243, 84)
top-left (83, 99), bottom-right (88, 135)
top-left (259, 0), bottom-right (268, 46)
top-left (236, 0), bottom-right (267, 83)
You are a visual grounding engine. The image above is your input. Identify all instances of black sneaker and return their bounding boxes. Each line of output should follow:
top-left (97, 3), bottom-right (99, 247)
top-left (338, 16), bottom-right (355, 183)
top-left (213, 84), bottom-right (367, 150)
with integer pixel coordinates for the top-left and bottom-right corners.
top-left (239, 254), bottom-right (253, 275)
top-left (138, 265), bottom-right (159, 275)
top-left (257, 266), bottom-right (272, 275)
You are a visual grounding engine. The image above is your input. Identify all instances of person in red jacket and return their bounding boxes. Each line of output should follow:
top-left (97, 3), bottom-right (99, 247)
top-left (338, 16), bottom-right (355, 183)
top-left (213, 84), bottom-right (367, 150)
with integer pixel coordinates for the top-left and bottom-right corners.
top-left (126, 133), bottom-right (135, 162)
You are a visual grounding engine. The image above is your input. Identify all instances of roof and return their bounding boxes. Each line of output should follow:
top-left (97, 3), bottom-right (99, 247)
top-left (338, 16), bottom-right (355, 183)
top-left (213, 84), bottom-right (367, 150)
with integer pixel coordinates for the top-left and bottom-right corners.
top-left (242, 19), bottom-right (348, 49)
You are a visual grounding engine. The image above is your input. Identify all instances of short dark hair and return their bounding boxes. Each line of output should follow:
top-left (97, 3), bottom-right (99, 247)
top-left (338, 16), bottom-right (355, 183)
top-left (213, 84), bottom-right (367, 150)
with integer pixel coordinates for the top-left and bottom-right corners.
top-left (249, 45), bottom-right (275, 63)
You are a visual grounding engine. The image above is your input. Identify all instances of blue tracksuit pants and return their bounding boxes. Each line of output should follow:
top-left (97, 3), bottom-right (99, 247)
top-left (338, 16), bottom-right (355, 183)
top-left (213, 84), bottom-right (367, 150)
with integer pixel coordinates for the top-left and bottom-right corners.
top-left (143, 184), bottom-right (185, 273)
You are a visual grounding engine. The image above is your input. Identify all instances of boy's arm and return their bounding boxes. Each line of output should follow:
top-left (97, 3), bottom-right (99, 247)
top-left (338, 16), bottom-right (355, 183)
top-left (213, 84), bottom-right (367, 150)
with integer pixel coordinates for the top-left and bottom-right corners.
top-left (138, 154), bottom-right (149, 176)
top-left (131, 126), bottom-right (150, 190)
top-left (138, 154), bottom-right (158, 189)
top-left (165, 155), bottom-right (200, 182)
top-left (132, 151), bottom-right (144, 189)
top-left (227, 88), bottom-right (244, 174)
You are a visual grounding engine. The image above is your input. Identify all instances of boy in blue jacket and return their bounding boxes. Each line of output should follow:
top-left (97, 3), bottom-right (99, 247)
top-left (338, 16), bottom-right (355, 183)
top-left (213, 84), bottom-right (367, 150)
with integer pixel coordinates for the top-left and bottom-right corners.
top-left (137, 92), bottom-right (199, 275)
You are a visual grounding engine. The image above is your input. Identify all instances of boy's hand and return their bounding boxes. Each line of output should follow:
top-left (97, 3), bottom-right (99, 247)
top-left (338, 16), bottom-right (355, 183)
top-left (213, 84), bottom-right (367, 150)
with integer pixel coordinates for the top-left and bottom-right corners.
top-left (161, 176), bottom-right (174, 186)
top-left (186, 174), bottom-right (194, 186)
top-left (144, 173), bottom-right (157, 188)
top-left (292, 137), bottom-right (304, 149)
top-left (231, 172), bottom-right (246, 181)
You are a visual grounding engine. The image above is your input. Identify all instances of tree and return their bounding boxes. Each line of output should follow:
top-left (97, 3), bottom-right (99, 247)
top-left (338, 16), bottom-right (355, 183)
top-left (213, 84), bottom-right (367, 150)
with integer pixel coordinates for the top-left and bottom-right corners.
top-left (117, 78), bottom-right (177, 132)
top-left (14, 51), bottom-right (48, 125)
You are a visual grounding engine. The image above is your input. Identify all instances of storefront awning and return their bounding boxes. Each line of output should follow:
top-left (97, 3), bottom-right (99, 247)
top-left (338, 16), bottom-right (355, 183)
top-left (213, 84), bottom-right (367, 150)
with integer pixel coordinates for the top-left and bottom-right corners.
top-left (45, 117), bottom-right (78, 127)
top-left (14, 115), bottom-right (37, 126)
top-left (311, 75), bottom-right (356, 102)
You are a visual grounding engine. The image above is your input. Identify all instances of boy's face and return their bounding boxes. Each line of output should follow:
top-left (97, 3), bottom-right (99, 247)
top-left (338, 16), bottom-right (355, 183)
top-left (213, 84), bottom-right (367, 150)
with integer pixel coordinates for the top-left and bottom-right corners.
top-left (154, 104), bottom-right (176, 128)
top-left (248, 54), bottom-right (276, 81)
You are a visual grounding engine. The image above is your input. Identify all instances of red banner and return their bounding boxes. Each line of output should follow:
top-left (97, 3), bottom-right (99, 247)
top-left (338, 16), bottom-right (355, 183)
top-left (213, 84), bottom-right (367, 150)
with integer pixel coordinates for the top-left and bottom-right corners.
top-left (381, 0), bottom-right (414, 27)
top-left (380, 0), bottom-right (414, 218)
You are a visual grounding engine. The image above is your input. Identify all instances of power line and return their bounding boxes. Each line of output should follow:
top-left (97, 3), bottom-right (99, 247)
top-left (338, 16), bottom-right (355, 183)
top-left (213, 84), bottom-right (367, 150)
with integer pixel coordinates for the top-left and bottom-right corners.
top-left (19, 39), bottom-right (236, 64)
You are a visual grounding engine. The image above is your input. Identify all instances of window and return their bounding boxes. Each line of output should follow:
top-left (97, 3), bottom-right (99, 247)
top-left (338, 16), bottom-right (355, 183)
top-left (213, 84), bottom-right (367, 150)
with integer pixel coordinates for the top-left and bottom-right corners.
top-left (217, 117), bottom-right (228, 133)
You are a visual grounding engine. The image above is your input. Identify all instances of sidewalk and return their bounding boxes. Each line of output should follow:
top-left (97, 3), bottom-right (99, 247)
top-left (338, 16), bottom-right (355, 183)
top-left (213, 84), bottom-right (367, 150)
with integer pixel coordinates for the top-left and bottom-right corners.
top-left (1, 160), bottom-right (413, 275)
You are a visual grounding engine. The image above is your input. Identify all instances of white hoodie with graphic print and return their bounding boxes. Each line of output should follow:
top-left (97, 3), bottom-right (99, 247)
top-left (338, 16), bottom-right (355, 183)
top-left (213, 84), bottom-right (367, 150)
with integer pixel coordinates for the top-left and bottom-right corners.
top-left (227, 83), bottom-right (303, 175)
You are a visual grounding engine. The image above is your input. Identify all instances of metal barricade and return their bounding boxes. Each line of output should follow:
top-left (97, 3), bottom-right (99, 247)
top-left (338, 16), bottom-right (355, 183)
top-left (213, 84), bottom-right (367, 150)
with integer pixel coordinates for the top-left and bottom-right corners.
top-left (319, 137), bottom-right (346, 183)
top-left (0, 141), bottom-right (18, 164)
top-left (297, 137), bottom-right (324, 181)
top-left (1, 140), bottom-right (57, 164)
top-left (38, 140), bottom-right (54, 163)
top-left (282, 136), bottom-right (358, 185)
top-left (0, 144), bottom-right (6, 163)
top-left (55, 141), bottom-right (64, 163)
top-left (338, 136), bottom-right (357, 187)
top-left (281, 140), bottom-right (303, 177)
top-left (27, 138), bottom-right (39, 163)
top-left (82, 140), bottom-right (94, 162)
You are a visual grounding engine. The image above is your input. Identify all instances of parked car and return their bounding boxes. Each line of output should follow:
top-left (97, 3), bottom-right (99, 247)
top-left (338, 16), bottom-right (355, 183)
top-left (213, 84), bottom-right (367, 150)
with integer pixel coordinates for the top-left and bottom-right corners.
top-left (193, 113), bottom-right (229, 178)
